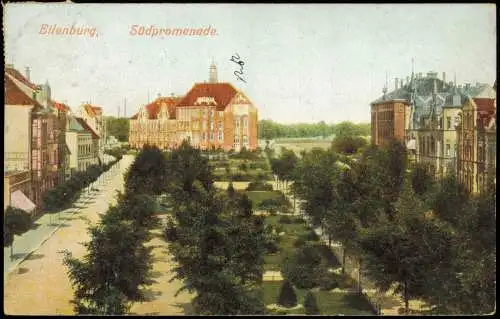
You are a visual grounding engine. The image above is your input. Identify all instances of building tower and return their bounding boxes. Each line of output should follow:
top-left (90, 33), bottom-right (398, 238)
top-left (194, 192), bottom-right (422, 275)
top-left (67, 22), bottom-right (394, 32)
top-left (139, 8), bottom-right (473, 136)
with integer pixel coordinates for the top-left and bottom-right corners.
top-left (209, 60), bottom-right (218, 83)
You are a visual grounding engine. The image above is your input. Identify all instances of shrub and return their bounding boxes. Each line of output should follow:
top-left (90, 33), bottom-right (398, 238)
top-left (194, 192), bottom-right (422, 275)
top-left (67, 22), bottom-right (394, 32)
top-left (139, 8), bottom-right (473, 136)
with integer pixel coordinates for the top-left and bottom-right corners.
top-left (304, 291), bottom-right (320, 315)
top-left (281, 244), bottom-right (322, 289)
top-left (314, 243), bottom-right (341, 267)
top-left (314, 265), bottom-right (339, 291)
top-left (293, 237), bottom-right (306, 248)
top-left (279, 215), bottom-right (292, 224)
top-left (246, 181), bottom-right (273, 191)
top-left (291, 217), bottom-right (305, 224)
top-left (300, 230), bottom-right (319, 242)
top-left (277, 280), bottom-right (297, 308)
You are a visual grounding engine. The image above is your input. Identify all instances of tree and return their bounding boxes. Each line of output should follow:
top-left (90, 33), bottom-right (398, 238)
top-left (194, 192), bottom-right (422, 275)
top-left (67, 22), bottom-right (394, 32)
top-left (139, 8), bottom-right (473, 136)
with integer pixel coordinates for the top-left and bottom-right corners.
top-left (125, 144), bottom-right (168, 196)
top-left (62, 218), bottom-right (153, 314)
top-left (432, 173), bottom-right (469, 227)
top-left (168, 183), bottom-right (264, 315)
top-left (165, 140), bottom-right (214, 194)
top-left (277, 280), bottom-right (297, 308)
top-left (304, 291), bottom-right (320, 315)
top-left (105, 117), bottom-right (130, 142)
top-left (101, 192), bottom-right (159, 240)
top-left (4, 206), bottom-right (32, 260)
top-left (358, 181), bottom-right (453, 314)
top-left (291, 148), bottom-right (338, 227)
top-left (281, 243), bottom-right (323, 289)
top-left (331, 135), bottom-right (368, 154)
top-left (410, 163), bottom-right (435, 198)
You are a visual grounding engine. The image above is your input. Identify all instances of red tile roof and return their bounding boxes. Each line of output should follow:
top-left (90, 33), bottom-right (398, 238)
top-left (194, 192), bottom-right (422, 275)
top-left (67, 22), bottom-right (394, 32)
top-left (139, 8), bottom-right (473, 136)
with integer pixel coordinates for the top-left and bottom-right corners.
top-left (5, 74), bottom-right (42, 108)
top-left (177, 83), bottom-right (238, 111)
top-left (5, 67), bottom-right (39, 90)
top-left (75, 117), bottom-right (100, 139)
top-left (81, 104), bottom-right (97, 117)
top-left (52, 100), bottom-right (71, 113)
top-left (131, 96), bottom-right (182, 120)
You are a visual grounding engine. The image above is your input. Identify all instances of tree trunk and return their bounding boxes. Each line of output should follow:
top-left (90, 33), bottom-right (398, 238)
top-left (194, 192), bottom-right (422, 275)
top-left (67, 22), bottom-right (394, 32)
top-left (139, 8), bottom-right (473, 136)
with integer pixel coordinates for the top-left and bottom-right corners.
top-left (342, 247), bottom-right (346, 275)
top-left (328, 233), bottom-right (332, 247)
top-left (404, 280), bottom-right (409, 314)
top-left (10, 244), bottom-right (13, 260)
top-left (358, 258), bottom-right (362, 294)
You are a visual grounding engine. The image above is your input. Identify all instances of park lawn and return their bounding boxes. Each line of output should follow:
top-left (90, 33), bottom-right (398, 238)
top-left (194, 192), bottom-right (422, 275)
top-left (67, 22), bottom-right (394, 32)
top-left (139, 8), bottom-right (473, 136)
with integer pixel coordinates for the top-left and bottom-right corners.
top-left (263, 213), bottom-right (317, 271)
top-left (261, 281), bottom-right (374, 315)
top-left (245, 190), bottom-right (282, 209)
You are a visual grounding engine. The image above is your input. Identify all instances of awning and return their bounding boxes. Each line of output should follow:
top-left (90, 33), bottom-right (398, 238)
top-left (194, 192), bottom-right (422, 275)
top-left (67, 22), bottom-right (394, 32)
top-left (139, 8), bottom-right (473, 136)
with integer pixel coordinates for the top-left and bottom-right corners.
top-left (10, 190), bottom-right (36, 213)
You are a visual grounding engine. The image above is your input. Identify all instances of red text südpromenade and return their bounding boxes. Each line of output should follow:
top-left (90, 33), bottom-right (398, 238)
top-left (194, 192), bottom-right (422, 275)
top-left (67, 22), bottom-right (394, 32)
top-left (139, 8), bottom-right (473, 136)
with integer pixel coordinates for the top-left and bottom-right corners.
top-left (129, 25), bottom-right (218, 37)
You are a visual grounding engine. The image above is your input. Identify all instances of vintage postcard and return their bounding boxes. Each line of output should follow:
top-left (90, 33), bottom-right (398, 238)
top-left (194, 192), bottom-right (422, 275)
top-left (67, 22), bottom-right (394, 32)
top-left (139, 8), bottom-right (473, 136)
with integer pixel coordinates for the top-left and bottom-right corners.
top-left (3, 2), bottom-right (496, 316)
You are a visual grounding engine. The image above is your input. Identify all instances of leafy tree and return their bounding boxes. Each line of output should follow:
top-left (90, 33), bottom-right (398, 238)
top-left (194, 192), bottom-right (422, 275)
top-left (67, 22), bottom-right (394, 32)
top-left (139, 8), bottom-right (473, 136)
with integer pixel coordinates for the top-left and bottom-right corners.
top-left (281, 243), bottom-right (323, 289)
top-left (331, 135), bottom-right (368, 154)
top-left (359, 181), bottom-right (453, 314)
top-left (277, 280), bottom-right (297, 308)
top-left (105, 116), bottom-right (130, 142)
top-left (432, 173), bottom-right (469, 227)
top-left (304, 290), bottom-right (320, 315)
top-left (100, 192), bottom-right (159, 241)
top-left (291, 148), bottom-right (338, 227)
top-left (410, 163), bottom-right (435, 198)
top-left (168, 184), bottom-right (264, 315)
top-left (4, 206), bottom-right (32, 259)
top-left (62, 218), bottom-right (153, 314)
top-left (165, 140), bottom-right (214, 194)
top-left (125, 144), bottom-right (168, 196)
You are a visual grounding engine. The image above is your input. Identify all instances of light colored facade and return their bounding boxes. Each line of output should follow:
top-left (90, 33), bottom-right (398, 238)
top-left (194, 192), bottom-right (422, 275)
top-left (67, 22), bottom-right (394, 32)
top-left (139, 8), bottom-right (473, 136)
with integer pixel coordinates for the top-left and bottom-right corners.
top-left (76, 104), bottom-right (106, 163)
top-left (457, 86), bottom-right (496, 194)
top-left (75, 117), bottom-right (100, 171)
top-left (129, 63), bottom-right (259, 151)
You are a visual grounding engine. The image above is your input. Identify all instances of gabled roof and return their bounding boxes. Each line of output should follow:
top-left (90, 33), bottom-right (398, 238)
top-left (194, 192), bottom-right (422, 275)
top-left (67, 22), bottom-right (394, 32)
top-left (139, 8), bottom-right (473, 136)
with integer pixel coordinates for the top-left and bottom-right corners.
top-left (131, 96), bottom-right (182, 120)
top-left (81, 104), bottom-right (98, 117)
top-left (67, 116), bottom-right (86, 132)
top-left (4, 74), bottom-right (43, 108)
top-left (52, 100), bottom-right (71, 113)
top-left (75, 117), bottom-right (100, 139)
top-left (177, 82), bottom-right (239, 111)
top-left (5, 67), bottom-right (38, 90)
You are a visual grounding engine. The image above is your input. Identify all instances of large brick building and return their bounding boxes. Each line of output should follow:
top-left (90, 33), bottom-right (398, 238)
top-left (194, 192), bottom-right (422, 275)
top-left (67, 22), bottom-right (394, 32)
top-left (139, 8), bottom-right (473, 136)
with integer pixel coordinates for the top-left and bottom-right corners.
top-left (370, 70), bottom-right (495, 184)
top-left (129, 63), bottom-right (259, 151)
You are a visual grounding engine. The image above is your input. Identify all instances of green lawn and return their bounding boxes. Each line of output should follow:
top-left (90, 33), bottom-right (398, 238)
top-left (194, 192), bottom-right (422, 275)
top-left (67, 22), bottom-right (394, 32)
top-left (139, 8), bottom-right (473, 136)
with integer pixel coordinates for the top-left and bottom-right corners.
top-left (261, 281), bottom-right (375, 315)
top-left (245, 191), bottom-right (283, 209)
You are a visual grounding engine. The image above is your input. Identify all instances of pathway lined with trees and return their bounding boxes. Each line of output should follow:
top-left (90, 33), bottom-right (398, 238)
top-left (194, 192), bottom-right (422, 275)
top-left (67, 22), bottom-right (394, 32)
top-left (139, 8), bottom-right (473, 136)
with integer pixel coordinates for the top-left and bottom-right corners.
top-left (3, 156), bottom-right (132, 315)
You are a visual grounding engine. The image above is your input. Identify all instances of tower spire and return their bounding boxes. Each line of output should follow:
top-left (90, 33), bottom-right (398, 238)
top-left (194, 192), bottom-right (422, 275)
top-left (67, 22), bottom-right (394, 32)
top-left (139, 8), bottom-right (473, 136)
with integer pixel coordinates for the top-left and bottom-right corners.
top-left (209, 60), bottom-right (218, 83)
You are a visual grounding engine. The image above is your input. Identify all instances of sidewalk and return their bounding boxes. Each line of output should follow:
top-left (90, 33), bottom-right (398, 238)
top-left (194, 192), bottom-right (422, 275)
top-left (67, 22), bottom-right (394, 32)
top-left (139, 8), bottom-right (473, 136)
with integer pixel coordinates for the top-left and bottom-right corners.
top-left (272, 180), bottom-right (429, 315)
top-left (3, 160), bottom-right (123, 276)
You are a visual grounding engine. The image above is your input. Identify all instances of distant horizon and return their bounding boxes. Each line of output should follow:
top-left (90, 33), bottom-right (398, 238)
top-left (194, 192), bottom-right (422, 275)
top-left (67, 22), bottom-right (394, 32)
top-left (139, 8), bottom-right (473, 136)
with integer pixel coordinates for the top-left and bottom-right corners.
top-left (5, 3), bottom-right (496, 123)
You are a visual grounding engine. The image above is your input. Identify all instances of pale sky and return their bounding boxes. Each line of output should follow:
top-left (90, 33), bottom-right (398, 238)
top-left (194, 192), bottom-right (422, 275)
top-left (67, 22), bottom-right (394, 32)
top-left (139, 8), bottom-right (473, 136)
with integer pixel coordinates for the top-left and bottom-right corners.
top-left (4, 3), bottom-right (496, 124)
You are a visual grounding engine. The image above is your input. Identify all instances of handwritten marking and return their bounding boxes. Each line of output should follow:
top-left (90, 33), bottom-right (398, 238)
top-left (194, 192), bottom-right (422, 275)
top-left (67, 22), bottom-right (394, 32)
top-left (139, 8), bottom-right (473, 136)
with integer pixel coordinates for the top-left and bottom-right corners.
top-left (230, 53), bottom-right (246, 83)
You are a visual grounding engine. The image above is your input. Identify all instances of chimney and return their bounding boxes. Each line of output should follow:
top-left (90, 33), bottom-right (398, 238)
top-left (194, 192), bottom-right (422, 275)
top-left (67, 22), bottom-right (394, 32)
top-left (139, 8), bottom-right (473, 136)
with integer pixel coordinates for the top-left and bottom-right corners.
top-left (395, 78), bottom-right (399, 90)
top-left (442, 72), bottom-right (446, 83)
top-left (25, 66), bottom-right (31, 81)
